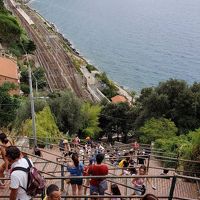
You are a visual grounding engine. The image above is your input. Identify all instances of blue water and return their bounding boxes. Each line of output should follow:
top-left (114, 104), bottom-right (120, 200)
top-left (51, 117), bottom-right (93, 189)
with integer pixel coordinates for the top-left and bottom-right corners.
top-left (29, 0), bottom-right (200, 92)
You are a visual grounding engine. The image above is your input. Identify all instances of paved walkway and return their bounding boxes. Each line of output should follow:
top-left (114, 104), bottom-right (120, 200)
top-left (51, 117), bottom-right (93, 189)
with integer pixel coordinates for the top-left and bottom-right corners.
top-left (0, 147), bottom-right (199, 199)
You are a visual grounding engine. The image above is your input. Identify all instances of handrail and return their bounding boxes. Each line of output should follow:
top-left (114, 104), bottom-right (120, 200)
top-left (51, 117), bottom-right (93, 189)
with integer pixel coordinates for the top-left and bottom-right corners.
top-left (0, 195), bottom-right (195, 199)
top-left (14, 137), bottom-right (199, 164)
top-left (194, 174), bottom-right (200, 195)
top-left (4, 143), bottom-right (200, 176)
top-left (1, 174), bottom-right (199, 199)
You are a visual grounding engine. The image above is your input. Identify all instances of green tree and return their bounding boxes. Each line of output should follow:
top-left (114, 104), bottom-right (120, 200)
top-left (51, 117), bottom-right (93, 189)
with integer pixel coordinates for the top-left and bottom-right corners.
top-left (0, 83), bottom-right (20, 127)
top-left (182, 129), bottom-right (200, 176)
top-left (154, 129), bottom-right (200, 172)
top-left (32, 67), bottom-right (46, 89)
top-left (154, 135), bottom-right (189, 168)
top-left (135, 79), bottom-right (200, 133)
top-left (20, 66), bottom-right (46, 94)
top-left (98, 72), bottom-right (118, 99)
top-left (13, 98), bottom-right (47, 131)
top-left (81, 102), bottom-right (102, 138)
top-left (23, 106), bottom-right (62, 142)
top-left (21, 39), bottom-right (36, 54)
top-left (139, 118), bottom-right (177, 144)
top-left (99, 102), bottom-right (135, 142)
top-left (48, 91), bottom-right (83, 135)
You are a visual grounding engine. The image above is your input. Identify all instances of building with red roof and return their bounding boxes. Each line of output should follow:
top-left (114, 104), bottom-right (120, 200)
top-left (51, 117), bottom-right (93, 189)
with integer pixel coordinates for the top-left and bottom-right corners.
top-left (111, 95), bottom-right (127, 103)
top-left (0, 56), bottom-right (20, 95)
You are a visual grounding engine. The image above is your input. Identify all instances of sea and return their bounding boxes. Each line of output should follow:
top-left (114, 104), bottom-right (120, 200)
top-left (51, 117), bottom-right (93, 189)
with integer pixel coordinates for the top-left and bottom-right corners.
top-left (29, 0), bottom-right (200, 92)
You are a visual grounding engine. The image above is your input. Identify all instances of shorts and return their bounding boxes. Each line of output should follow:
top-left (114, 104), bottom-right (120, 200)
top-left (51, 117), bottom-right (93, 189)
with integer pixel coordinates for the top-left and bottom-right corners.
top-left (90, 185), bottom-right (106, 195)
top-left (70, 178), bottom-right (83, 185)
top-left (134, 185), bottom-right (144, 195)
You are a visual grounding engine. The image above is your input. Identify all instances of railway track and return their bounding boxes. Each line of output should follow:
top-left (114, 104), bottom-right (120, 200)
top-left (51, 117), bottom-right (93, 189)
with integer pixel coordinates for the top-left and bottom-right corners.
top-left (6, 0), bottom-right (93, 101)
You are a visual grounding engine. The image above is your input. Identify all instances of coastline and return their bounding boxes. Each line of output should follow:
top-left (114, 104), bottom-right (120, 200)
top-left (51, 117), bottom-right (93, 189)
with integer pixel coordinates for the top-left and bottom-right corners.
top-left (28, 6), bottom-right (83, 58)
top-left (25, 2), bottom-right (134, 101)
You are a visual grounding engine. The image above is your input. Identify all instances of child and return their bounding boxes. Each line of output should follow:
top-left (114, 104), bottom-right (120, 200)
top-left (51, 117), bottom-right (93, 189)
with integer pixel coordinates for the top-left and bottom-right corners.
top-left (111, 184), bottom-right (121, 200)
top-left (44, 184), bottom-right (61, 200)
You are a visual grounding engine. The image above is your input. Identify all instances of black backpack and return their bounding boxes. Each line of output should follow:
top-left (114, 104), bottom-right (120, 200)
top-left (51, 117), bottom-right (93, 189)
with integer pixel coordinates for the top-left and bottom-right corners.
top-left (12, 157), bottom-right (46, 197)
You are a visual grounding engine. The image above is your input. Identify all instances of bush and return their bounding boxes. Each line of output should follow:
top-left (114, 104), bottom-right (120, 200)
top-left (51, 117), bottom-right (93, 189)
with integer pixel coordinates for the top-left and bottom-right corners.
top-left (139, 118), bottom-right (177, 144)
top-left (20, 83), bottom-right (29, 95)
top-left (86, 64), bottom-right (97, 72)
top-left (0, 13), bottom-right (22, 44)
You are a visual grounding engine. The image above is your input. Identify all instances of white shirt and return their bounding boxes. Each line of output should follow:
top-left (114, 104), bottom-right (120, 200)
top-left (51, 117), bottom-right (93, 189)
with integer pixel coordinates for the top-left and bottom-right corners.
top-left (98, 145), bottom-right (105, 153)
top-left (10, 157), bottom-right (33, 200)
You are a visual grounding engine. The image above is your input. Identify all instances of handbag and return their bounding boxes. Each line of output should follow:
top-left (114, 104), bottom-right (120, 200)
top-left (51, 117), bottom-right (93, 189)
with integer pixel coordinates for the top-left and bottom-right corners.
top-left (141, 185), bottom-right (146, 195)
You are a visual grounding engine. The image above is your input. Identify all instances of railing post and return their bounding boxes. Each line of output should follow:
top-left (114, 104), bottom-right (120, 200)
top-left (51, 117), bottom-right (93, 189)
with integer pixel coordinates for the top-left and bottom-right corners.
top-left (147, 155), bottom-right (150, 173)
top-left (125, 176), bottom-right (128, 196)
top-left (61, 164), bottom-right (65, 191)
top-left (168, 175), bottom-right (177, 200)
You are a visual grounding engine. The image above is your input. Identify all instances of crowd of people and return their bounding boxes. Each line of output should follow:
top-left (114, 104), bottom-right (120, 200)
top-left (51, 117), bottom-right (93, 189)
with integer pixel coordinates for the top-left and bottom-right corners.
top-left (0, 132), bottom-right (159, 200)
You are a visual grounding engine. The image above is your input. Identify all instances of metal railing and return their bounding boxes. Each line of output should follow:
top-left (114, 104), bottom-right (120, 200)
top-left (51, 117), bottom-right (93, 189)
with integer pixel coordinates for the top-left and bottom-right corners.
top-left (1, 174), bottom-right (199, 199)
top-left (0, 146), bottom-right (200, 199)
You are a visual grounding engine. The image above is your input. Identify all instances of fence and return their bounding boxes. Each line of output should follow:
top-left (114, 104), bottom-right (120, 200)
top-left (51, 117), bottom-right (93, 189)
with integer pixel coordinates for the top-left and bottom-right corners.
top-left (1, 137), bottom-right (200, 199)
top-left (0, 174), bottom-right (200, 199)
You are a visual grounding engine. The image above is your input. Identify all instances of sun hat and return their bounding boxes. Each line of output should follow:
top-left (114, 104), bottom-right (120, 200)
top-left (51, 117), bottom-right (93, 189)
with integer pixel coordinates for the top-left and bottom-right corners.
top-left (63, 139), bottom-right (68, 144)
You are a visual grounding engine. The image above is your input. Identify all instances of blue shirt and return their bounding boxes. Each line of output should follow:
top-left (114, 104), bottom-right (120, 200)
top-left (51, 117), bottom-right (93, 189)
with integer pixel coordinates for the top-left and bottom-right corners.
top-left (66, 162), bottom-right (84, 176)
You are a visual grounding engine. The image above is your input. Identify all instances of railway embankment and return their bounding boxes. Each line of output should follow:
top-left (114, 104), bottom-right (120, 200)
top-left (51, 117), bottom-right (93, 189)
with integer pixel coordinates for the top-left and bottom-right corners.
top-left (8, 0), bottom-right (133, 103)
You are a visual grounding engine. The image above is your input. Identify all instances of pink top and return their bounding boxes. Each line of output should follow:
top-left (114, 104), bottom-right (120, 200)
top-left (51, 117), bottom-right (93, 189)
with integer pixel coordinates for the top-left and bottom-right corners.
top-left (133, 178), bottom-right (145, 187)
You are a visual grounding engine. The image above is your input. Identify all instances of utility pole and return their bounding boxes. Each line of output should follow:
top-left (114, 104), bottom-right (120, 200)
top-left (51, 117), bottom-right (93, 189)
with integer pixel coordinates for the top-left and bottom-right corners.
top-left (28, 60), bottom-right (37, 147)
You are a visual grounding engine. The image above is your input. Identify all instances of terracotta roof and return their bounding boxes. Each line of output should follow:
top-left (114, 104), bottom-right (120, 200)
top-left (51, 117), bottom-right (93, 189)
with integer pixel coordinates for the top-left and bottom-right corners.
top-left (0, 57), bottom-right (18, 79)
top-left (111, 95), bottom-right (127, 103)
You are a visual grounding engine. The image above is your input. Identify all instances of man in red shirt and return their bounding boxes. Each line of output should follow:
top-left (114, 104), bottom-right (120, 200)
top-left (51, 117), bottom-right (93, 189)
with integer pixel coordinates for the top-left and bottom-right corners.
top-left (88, 153), bottom-right (108, 196)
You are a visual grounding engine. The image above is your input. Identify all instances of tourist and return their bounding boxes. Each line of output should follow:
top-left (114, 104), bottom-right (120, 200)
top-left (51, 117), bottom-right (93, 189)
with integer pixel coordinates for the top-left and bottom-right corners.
top-left (132, 141), bottom-right (140, 152)
top-left (141, 193), bottom-right (159, 200)
top-left (59, 139), bottom-right (65, 152)
top-left (34, 146), bottom-right (42, 157)
top-left (118, 152), bottom-right (130, 175)
top-left (137, 151), bottom-right (146, 165)
top-left (129, 149), bottom-right (137, 166)
top-left (111, 183), bottom-right (121, 200)
top-left (65, 152), bottom-right (84, 197)
top-left (86, 136), bottom-right (92, 146)
top-left (88, 153), bottom-right (108, 197)
top-left (72, 135), bottom-right (80, 151)
top-left (132, 165), bottom-right (156, 196)
top-left (95, 143), bottom-right (105, 154)
top-left (6, 146), bottom-right (33, 200)
top-left (44, 184), bottom-right (61, 200)
top-left (86, 144), bottom-right (92, 156)
top-left (63, 139), bottom-right (71, 157)
top-left (132, 165), bottom-right (147, 195)
top-left (128, 164), bottom-right (137, 175)
top-left (112, 148), bottom-right (121, 166)
top-left (0, 132), bottom-right (12, 188)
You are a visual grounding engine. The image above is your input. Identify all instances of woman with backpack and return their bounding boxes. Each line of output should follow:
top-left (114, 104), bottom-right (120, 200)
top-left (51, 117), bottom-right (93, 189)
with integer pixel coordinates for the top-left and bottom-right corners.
top-left (66, 153), bottom-right (84, 197)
